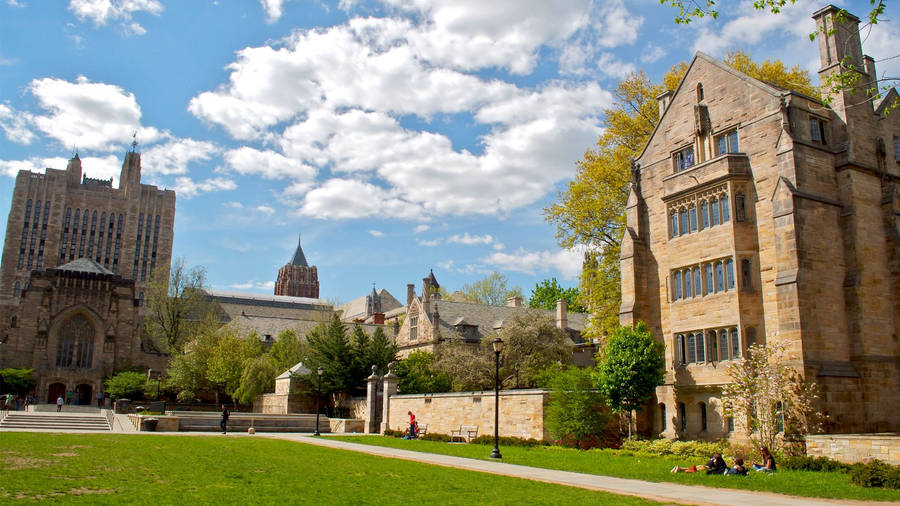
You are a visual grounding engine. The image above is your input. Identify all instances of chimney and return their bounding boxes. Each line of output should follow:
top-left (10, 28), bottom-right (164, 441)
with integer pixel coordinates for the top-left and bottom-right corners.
top-left (656, 90), bottom-right (673, 118)
top-left (422, 277), bottom-right (432, 302)
top-left (373, 312), bottom-right (385, 325)
top-left (506, 296), bottom-right (522, 308)
top-left (406, 283), bottom-right (415, 305)
top-left (864, 55), bottom-right (877, 89)
top-left (556, 299), bottom-right (568, 331)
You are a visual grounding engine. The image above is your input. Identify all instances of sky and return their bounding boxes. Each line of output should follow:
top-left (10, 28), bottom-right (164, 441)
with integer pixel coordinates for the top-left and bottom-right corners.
top-left (0, 0), bottom-right (897, 305)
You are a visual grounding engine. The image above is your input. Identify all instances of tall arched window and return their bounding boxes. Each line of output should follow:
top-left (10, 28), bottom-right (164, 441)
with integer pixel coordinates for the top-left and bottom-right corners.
top-left (700, 200), bottom-right (709, 229)
top-left (693, 266), bottom-right (701, 296)
top-left (679, 208), bottom-right (689, 235)
top-left (708, 330), bottom-right (718, 360)
top-left (689, 206), bottom-right (698, 232)
top-left (730, 327), bottom-right (740, 359)
top-left (660, 403), bottom-right (667, 431)
top-left (697, 83), bottom-right (704, 101)
top-left (704, 263), bottom-right (714, 295)
top-left (684, 269), bottom-right (693, 298)
top-left (719, 329), bottom-right (730, 360)
top-left (696, 332), bottom-right (705, 362)
top-left (721, 194), bottom-right (730, 222)
top-left (710, 197), bottom-right (720, 225)
top-left (676, 334), bottom-right (685, 364)
top-left (725, 259), bottom-right (735, 290)
top-left (673, 271), bottom-right (682, 300)
top-left (735, 192), bottom-right (746, 221)
top-left (715, 261), bottom-right (724, 292)
top-left (671, 211), bottom-right (679, 237)
top-left (687, 333), bottom-right (696, 363)
top-left (13, 281), bottom-right (20, 297)
top-left (55, 315), bottom-right (94, 368)
top-left (699, 402), bottom-right (708, 431)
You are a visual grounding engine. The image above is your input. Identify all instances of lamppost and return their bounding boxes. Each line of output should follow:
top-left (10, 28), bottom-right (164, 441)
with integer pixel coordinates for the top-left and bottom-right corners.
top-left (490, 337), bottom-right (503, 460)
top-left (514, 363), bottom-right (519, 389)
top-left (314, 367), bottom-right (323, 436)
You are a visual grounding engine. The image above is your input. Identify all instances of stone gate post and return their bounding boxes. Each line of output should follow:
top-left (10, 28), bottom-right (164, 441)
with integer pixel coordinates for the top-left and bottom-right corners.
top-left (365, 365), bottom-right (379, 434)
top-left (380, 362), bottom-right (398, 434)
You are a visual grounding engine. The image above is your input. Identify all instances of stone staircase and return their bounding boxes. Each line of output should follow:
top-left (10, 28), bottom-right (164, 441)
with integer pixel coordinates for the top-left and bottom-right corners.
top-left (0, 411), bottom-right (111, 431)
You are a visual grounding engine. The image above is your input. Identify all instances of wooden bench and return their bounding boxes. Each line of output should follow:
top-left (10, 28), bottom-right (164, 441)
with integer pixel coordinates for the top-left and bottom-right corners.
top-left (449, 425), bottom-right (478, 443)
top-left (416, 423), bottom-right (428, 438)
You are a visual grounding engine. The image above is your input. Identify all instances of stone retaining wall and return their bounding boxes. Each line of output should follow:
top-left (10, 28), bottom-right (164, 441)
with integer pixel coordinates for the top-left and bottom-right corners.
top-left (806, 433), bottom-right (900, 465)
top-left (387, 389), bottom-right (550, 441)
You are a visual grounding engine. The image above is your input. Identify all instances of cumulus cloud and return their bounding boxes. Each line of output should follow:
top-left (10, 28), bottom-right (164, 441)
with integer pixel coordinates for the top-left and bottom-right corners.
top-left (230, 280), bottom-right (276, 290)
top-left (447, 233), bottom-right (493, 245)
top-left (0, 154), bottom-right (121, 181)
top-left (417, 238), bottom-right (441, 247)
top-left (481, 247), bottom-right (583, 279)
top-left (254, 205), bottom-right (275, 214)
top-left (413, 224), bottom-right (429, 234)
top-left (690, 0), bottom-right (817, 58)
top-left (224, 146), bottom-right (316, 180)
top-left (174, 176), bottom-right (236, 198)
top-left (68, 0), bottom-right (163, 35)
top-left (368, 229), bottom-right (384, 237)
top-left (0, 104), bottom-right (35, 144)
top-left (142, 138), bottom-right (218, 176)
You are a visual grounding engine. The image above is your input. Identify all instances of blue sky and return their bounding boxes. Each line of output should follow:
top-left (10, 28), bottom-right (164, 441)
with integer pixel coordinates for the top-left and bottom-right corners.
top-left (1, 0), bottom-right (897, 304)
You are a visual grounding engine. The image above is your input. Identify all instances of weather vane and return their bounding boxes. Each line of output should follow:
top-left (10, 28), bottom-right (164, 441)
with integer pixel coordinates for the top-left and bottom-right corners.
top-left (131, 131), bottom-right (138, 152)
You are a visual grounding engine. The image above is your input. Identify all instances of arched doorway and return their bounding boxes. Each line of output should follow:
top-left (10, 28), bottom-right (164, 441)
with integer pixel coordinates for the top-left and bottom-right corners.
top-left (48, 382), bottom-right (66, 403)
top-left (75, 384), bottom-right (93, 406)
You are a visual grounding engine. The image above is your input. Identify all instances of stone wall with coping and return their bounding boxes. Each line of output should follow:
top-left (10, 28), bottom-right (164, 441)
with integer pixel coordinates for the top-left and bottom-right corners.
top-left (806, 433), bottom-right (900, 465)
top-left (387, 389), bottom-right (549, 441)
top-left (329, 418), bottom-right (364, 433)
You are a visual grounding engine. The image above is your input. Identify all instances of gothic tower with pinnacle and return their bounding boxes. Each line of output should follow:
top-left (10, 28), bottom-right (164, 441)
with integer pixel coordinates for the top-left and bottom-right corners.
top-left (274, 234), bottom-right (319, 298)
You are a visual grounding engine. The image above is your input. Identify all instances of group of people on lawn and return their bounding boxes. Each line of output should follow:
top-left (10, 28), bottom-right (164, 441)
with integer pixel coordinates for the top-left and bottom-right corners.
top-left (672, 447), bottom-right (777, 475)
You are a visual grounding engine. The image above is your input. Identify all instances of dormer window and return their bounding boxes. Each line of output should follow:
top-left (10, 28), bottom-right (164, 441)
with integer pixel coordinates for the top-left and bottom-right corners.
top-left (809, 116), bottom-right (827, 145)
top-left (715, 130), bottom-right (739, 155)
top-left (674, 147), bottom-right (695, 172)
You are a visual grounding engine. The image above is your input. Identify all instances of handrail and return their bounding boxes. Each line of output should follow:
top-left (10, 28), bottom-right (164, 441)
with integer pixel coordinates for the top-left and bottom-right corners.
top-left (104, 408), bottom-right (115, 431)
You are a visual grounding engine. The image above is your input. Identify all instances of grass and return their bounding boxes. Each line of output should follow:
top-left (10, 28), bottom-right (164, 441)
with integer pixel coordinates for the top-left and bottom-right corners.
top-left (0, 433), bottom-right (658, 505)
top-left (332, 435), bottom-right (900, 502)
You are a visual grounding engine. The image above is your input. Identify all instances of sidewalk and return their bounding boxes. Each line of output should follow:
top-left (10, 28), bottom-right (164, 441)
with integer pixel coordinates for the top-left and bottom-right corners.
top-left (268, 434), bottom-right (872, 506)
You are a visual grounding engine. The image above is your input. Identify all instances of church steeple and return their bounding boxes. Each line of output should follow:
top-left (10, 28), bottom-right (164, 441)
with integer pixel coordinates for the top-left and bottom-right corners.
top-left (275, 233), bottom-right (318, 298)
top-left (290, 234), bottom-right (309, 267)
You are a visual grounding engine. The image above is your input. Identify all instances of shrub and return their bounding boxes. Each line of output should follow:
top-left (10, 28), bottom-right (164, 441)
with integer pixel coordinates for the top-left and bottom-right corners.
top-left (470, 435), bottom-right (546, 447)
top-left (383, 429), bottom-right (405, 438)
top-left (544, 366), bottom-right (610, 449)
top-left (105, 371), bottom-right (152, 400)
top-left (621, 438), bottom-right (729, 459)
top-left (780, 455), bottom-right (850, 473)
top-left (849, 460), bottom-right (900, 489)
top-left (421, 433), bottom-right (451, 442)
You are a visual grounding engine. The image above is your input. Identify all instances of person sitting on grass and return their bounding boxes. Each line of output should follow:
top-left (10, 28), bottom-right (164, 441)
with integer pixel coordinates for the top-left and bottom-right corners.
top-left (671, 453), bottom-right (728, 474)
top-left (726, 458), bottom-right (748, 475)
top-left (753, 447), bottom-right (777, 472)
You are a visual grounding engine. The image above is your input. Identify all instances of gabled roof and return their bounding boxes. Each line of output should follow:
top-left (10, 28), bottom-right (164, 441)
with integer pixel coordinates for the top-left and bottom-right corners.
top-left (289, 234), bottom-right (309, 267)
top-left (429, 300), bottom-right (586, 341)
top-left (337, 288), bottom-right (403, 321)
top-left (56, 257), bottom-right (114, 275)
top-left (276, 361), bottom-right (310, 380)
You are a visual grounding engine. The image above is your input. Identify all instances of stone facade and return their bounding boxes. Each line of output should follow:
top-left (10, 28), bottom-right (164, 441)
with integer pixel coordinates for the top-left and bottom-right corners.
top-left (806, 434), bottom-right (900, 465)
top-left (621, 6), bottom-right (900, 440)
top-left (274, 235), bottom-right (319, 298)
top-left (0, 151), bottom-right (175, 403)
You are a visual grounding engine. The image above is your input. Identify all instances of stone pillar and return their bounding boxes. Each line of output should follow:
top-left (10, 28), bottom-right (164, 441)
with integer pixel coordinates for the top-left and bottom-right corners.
top-left (364, 365), bottom-right (380, 434)
top-left (380, 362), bottom-right (398, 434)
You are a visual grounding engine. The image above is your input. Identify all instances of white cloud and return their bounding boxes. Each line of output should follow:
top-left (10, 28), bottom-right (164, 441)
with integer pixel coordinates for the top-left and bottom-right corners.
top-left (7, 1), bottom-right (26, 7)
top-left (594, 0), bottom-right (643, 48)
top-left (27, 75), bottom-right (162, 151)
top-left (417, 238), bottom-right (441, 247)
top-left (259, 0), bottom-right (299, 23)
top-left (0, 104), bottom-right (35, 144)
top-left (174, 176), bottom-right (236, 198)
top-left (142, 138), bottom-right (218, 176)
top-left (447, 232), bottom-right (493, 245)
top-left (224, 201), bottom-right (244, 209)
top-left (691, 0), bottom-right (817, 58)
top-left (413, 224), bottom-right (429, 234)
top-left (68, 0), bottom-right (162, 35)
top-left (641, 43), bottom-right (666, 63)
top-left (596, 52), bottom-right (637, 79)
top-left (492, 242), bottom-right (505, 251)
top-left (298, 178), bottom-right (420, 220)
top-left (481, 247), bottom-right (583, 279)
top-left (230, 280), bottom-right (276, 290)
top-left (368, 229), bottom-right (384, 237)
top-left (224, 147), bottom-right (316, 180)
top-left (254, 205), bottom-right (275, 215)
top-left (0, 155), bottom-right (121, 182)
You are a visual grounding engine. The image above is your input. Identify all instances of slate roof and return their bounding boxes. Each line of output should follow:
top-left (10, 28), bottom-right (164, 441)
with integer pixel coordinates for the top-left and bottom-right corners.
top-left (56, 257), bottom-right (115, 275)
top-left (290, 234), bottom-right (309, 267)
top-left (429, 299), bottom-right (587, 344)
top-left (338, 288), bottom-right (403, 321)
top-left (276, 361), bottom-right (311, 380)
top-left (206, 289), bottom-right (332, 341)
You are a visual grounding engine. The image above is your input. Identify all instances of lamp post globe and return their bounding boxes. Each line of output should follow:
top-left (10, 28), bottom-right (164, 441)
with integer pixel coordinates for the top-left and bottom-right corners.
top-left (314, 366), bottom-right (323, 436)
top-left (490, 337), bottom-right (503, 459)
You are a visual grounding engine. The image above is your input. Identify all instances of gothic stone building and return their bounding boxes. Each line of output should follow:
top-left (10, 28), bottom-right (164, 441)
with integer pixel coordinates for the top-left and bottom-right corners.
top-left (621, 5), bottom-right (899, 439)
top-left (274, 235), bottom-right (319, 298)
top-left (0, 151), bottom-right (175, 403)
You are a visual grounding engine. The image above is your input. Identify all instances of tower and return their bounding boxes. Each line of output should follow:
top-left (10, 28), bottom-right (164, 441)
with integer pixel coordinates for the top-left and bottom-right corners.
top-left (274, 234), bottom-right (319, 298)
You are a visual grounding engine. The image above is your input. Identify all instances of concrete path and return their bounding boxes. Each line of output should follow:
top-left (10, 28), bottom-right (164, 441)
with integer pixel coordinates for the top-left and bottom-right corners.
top-left (265, 434), bottom-right (876, 506)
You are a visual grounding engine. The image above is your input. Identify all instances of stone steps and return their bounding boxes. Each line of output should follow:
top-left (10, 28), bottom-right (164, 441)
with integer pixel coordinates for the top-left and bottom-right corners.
top-left (0, 413), bottom-right (110, 431)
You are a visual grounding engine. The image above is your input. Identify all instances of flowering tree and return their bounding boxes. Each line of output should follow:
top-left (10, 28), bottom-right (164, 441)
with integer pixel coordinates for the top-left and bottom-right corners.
top-left (722, 342), bottom-right (823, 454)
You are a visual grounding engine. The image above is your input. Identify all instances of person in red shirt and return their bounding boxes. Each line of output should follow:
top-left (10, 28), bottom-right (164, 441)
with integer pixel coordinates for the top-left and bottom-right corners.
top-left (408, 411), bottom-right (417, 438)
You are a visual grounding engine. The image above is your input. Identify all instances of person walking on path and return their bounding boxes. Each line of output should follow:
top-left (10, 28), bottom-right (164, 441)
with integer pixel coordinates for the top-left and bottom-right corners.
top-left (220, 405), bottom-right (229, 434)
top-left (56, 395), bottom-right (64, 412)
top-left (97, 390), bottom-right (104, 408)
top-left (65, 389), bottom-right (73, 405)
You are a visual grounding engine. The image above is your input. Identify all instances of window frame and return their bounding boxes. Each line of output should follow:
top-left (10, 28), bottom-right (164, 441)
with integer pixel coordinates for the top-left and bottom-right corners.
top-left (674, 146), bottom-right (695, 172)
top-left (714, 129), bottom-right (739, 155)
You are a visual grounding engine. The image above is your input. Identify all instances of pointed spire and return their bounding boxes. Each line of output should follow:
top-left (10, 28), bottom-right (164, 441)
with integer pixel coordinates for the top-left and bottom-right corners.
top-left (290, 233), bottom-right (309, 267)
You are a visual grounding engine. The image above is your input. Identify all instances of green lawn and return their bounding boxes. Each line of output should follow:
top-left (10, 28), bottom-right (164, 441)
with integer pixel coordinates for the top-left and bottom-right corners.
top-left (0, 433), bottom-right (658, 504)
top-left (332, 436), bottom-right (900, 502)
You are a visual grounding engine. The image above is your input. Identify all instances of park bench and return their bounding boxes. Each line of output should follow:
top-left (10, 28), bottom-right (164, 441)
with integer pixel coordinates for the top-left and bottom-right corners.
top-left (449, 425), bottom-right (478, 443)
top-left (416, 423), bottom-right (428, 438)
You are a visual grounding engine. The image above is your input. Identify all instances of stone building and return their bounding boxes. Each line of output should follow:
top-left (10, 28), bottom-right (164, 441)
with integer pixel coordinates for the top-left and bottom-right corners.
top-left (0, 149), bottom-right (175, 402)
top-left (274, 235), bottom-right (319, 298)
top-left (621, 5), bottom-right (899, 439)
top-left (337, 286), bottom-right (403, 324)
top-left (206, 289), bottom-right (333, 344)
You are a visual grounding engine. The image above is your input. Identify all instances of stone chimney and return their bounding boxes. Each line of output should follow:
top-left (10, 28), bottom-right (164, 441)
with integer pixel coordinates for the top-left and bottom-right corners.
top-left (373, 312), bottom-right (385, 325)
top-left (506, 296), bottom-right (522, 308)
top-left (407, 283), bottom-right (416, 305)
top-left (656, 90), bottom-right (673, 118)
top-left (556, 299), bottom-right (568, 331)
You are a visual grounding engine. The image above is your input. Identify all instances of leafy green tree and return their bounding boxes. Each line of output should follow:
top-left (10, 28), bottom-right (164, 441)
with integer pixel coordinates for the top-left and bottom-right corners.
top-left (0, 368), bottom-right (36, 394)
top-left (528, 278), bottom-right (585, 313)
top-left (545, 366), bottom-right (610, 449)
top-left (495, 312), bottom-right (572, 388)
top-left (362, 327), bottom-right (398, 376)
top-left (724, 50), bottom-right (817, 97)
top-left (105, 371), bottom-right (151, 400)
top-left (144, 258), bottom-right (218, 353)
top-left (268, 328), bottom-right (304, 371)
top-left (395, 351), bottom-right (452, 394)
top-left (207, 329), bottom-right (264, 403)
top-left (302, 314), bottom-right (357, 396)
top-left (234, 355), bottom-right (280, 405)
top-left (460, 272), bottom-right (523, 306)
top-left (593, 322), bottom-right (665, 437)
top-left (433, 336), bottom-right (494, 391)
top-left (660, 0), bottom-right (884, 27)
top-left (165, 317), bottom-right (223, 402)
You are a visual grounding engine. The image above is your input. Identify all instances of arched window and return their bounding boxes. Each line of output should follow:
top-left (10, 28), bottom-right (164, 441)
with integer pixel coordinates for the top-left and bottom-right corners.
top-left (700, 200), bottom-right (709, 229)
top-left (660, 403), bottom-right (667, 431)
top-left (679, 402), bottom-right (687, 431)
top-left (671, 211), bottom-right (679, 237)
top-left (727, 416), bottom-right (734, 432)
top-left (693, 266), bottom-right (701, 295)
top-left (684, 269), bottom-right (693, 298)
top-left (689, 206), bottom-right (698, 232)
top-left (708, 330), bottom-right (718, 360)
top-left (719, 329), bottom-right (730, 360)
top-left (55, 315), bottom-right (94, 368)
top-left (676, 334), bottom-right (685, 365)
top-left (705, 263), bottom-right (714, 295)
top-left (679, 208), bottom-right (689, 235)
top-left (699, 402), bottom-right (708, 431)
top-left (673, 271), bottom-right (682, 300)
top-left (741, 259), bottom-right (752, 290)
top-left (730, 327), bottom-right (740, 359)
top-left (725, 259), bottom-right (735, 290)
top-left (721, 194), bottom-right (730, 222)
top-left (696, 332), bottom-right (706, 362)
top-left (710, 197), bottom-right (720, 225)
top-left (735, 192), bottom-right (746, 222)
top-left (687, 333), bottom-right (696, 363)
top-left (715, 261), bottom-right (724, 292)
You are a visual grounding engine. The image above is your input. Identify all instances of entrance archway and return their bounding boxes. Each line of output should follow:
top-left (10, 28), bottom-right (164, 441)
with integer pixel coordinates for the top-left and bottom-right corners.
top-left (75, 384), bottom-right (93, 406)
top-left (48, 382), bottom-right (66, 404)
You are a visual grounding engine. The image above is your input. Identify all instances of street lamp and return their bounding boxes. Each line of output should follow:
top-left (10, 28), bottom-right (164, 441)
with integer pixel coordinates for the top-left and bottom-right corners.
top-left (490, 337), bottom-right (503, 460)
top-left (314, 367), bottom-right (323, 436)
top-left (514, 363), bottom-right (519, 389)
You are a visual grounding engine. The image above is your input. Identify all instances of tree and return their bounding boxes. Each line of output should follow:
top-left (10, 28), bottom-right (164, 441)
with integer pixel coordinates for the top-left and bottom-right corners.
top-left (395, 351), bottom-right (452, 394)
top-left (234, 355), bottom-right (280, 405)
top-left (267, 328), bottom-right (304, 372)
top-left (207, 329), bottom-right (264, 403)
top-left (722, 341), bottom-right (823, 454)
top-left (144, 258), bottom-right (218, 353)
top-left (460, 272), bottom-right (523, 306)
top-left (529, 278), bottom-right (585, 313)
top-left (432, 337), bottom-right (495, 391)
top-left (302, 314), bottom-right (358, 396)
top-left (494, 312), bottom-right (572, 388)
top-left (165, 317), bottom-right (223, 402)
top-left (361, 327), bottom-right (398, 376)
top-left (593, 322), bottom-right (665, 437)
top-left (661, 0), bottom-right (885, 27)
top-left (0, 368), bottom-right (36, 394)
top-left (104, 371), bottom-right (151, 400)
top-left (724, 50), bottom-right (817, 98)
top-left (545, 366), bottom-right (610, 449)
